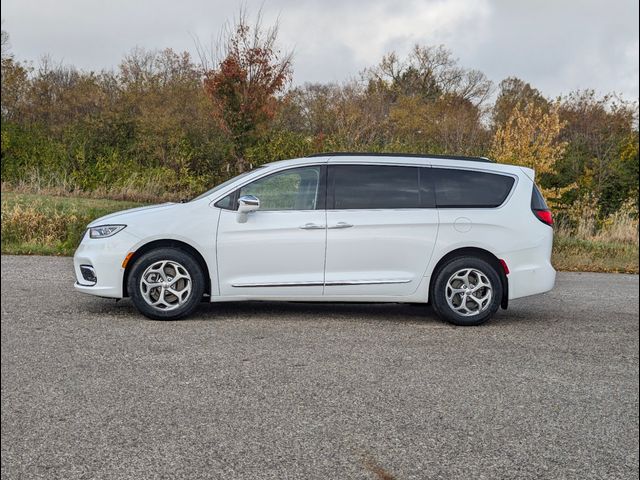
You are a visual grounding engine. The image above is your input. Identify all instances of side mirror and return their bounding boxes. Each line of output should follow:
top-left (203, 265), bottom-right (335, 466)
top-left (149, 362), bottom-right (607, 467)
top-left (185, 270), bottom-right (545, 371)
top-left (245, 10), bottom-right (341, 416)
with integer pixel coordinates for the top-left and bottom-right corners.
top-left (237, 194), bottom-right (260, 223)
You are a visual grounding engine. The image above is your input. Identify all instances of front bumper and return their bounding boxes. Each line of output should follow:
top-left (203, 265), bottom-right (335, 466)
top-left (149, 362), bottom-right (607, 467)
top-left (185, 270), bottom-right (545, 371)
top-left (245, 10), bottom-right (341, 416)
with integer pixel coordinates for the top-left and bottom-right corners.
top-left (73, 229), bottom-right (141, 298)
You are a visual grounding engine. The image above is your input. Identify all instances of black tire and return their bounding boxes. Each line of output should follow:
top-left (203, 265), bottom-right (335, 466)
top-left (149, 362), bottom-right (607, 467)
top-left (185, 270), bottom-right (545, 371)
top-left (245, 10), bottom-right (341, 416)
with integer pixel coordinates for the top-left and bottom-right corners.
top-left (431, 256), bottom-right (502, 326)
top-left (128, 248), bottom-right (205, 320)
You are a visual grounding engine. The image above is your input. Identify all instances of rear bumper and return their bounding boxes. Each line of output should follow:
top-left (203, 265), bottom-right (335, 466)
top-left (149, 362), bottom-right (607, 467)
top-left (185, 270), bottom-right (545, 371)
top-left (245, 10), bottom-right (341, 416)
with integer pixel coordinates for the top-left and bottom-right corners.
top-left (503, 228), bottom-right (556, 300)
top-left (507, 261), bottom-right (556, 299)
top-left (73, 230), bottom-right (140, 299)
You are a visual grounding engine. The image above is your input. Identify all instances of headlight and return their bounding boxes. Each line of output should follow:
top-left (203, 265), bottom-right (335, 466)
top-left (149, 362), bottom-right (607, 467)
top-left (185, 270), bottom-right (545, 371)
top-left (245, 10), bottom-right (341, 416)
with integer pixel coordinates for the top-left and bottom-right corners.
top-left (89, 225), bottom-right (126, 239)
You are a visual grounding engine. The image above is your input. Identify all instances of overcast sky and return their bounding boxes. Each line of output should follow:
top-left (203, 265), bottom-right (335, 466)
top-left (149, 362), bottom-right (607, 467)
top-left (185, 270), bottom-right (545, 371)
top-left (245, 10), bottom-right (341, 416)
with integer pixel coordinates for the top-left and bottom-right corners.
top-left (2, 0), bottom-right (638, 100)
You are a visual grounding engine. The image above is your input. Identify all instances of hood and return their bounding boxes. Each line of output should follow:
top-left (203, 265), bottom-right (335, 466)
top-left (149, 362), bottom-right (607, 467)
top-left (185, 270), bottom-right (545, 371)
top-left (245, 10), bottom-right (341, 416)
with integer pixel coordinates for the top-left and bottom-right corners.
top-left (88, 202), bottom-right (178, 227)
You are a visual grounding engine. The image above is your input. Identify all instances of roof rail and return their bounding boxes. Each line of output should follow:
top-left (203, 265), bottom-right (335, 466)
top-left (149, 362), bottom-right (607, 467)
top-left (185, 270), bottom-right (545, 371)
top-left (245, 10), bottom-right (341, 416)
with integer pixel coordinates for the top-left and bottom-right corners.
top-left (307, 152), bottom-right (494, 163)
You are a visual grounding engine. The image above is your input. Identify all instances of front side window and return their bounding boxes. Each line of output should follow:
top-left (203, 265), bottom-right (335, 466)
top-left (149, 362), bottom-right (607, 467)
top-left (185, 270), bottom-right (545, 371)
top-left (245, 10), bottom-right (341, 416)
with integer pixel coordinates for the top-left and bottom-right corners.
top-left (238, 166), bottom-right (322, 211)
top-left (432, 168), bottom-right (515, 208)
top-left (329, 165), bottom-right (424, 209)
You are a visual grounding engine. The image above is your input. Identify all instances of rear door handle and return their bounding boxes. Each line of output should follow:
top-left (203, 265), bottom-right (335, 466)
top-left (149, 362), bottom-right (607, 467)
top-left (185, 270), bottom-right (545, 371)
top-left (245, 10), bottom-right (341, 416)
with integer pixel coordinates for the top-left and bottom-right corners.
top-left (299, 223), bottom-right (325, 230)
top-left (328, 222), bottom-right (353, 229)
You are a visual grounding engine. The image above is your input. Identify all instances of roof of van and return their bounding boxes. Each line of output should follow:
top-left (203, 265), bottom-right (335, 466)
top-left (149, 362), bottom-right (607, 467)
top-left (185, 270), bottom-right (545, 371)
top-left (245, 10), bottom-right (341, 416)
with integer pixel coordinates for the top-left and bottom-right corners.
top-left (256, 153), bottom-right (534, 180)
top-left (307, 152), bottom-right (493, 163)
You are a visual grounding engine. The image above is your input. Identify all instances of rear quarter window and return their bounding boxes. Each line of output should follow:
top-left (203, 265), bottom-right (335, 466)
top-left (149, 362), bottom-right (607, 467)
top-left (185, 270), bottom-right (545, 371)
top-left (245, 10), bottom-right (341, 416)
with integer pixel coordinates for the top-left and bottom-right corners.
top-left (531, 184), bottom-right (549, 210)
top-left (431, 168), bottom-right (515, 208)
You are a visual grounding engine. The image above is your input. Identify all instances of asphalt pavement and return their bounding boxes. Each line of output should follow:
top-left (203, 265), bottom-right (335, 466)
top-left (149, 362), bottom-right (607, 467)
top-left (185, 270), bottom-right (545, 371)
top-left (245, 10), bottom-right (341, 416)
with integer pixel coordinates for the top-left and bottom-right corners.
top-left (1, 255), bottom-right (638, 479)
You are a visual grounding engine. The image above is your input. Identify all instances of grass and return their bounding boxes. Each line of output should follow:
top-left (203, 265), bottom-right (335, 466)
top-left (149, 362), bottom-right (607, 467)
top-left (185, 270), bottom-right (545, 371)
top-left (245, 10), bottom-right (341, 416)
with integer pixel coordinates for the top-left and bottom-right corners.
top-left (1, 192), bottom-right (145, 256)
top-left (1, 192), bottom-right (145, 215)
top-left (1, 191), bottom-right (638, 273)
top-left (1, 173), bottom-right (189, 204)
top-left (552, 235), bottom-right (638, 274)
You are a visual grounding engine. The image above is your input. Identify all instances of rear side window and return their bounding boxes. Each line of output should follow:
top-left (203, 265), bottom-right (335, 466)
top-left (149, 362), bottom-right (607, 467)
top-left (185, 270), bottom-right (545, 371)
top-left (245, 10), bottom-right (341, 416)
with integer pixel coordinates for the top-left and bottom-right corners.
top-left (432, 168), bottom-right (515, 208)
top-left (329, 165), bottom-right (427, 209)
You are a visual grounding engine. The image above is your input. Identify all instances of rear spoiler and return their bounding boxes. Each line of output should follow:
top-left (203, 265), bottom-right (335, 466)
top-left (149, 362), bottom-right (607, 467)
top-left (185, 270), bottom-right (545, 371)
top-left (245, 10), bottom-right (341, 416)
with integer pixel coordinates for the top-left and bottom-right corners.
top-left (519, 167), bottom-right (536, 182)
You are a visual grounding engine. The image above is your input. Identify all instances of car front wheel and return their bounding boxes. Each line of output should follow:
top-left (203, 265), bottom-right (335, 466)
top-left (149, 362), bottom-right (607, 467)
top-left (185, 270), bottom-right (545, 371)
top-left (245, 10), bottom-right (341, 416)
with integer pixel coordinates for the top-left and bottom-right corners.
top-left (128, 248), bottom-right (205, 320)
top-left (431, 257), bottom-right (503, 326)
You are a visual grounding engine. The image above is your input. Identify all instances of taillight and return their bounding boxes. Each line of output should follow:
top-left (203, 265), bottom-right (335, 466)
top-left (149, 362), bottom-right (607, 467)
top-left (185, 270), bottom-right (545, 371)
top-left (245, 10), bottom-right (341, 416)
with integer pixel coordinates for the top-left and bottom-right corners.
top-left (533, 209), bottom-right (553, 226)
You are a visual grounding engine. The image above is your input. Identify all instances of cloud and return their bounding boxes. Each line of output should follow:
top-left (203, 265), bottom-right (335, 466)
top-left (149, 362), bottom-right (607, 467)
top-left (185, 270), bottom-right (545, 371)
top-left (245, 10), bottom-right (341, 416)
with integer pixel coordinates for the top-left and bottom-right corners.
top-left (270, 0), bottom-right (491, 84)
top-left (470, 0), bottom-right (639, 98)
top-left (1, 0), bottom-right (637, 100)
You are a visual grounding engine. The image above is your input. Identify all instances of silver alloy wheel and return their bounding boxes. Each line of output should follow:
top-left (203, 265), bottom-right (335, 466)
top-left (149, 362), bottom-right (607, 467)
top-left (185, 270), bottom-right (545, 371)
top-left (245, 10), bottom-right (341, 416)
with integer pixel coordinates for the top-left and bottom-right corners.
top-left (139, 260), bottom-right (192, 311)
top-left (445, 268), bottom-right (493, 317)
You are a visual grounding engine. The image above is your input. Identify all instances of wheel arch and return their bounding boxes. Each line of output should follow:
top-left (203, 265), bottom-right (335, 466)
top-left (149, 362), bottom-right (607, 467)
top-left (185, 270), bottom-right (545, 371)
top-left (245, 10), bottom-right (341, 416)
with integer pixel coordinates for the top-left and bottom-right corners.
top-left (122, 239), bottom-right (212, 298)
top-left (428, 247), bottom-right (509, 309)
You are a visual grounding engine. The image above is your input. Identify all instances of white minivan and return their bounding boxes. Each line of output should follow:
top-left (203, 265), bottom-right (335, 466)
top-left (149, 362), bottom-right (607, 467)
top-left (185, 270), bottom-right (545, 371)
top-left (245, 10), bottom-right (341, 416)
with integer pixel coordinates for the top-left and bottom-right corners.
top-left (74, 153), bottom-right (556, 326)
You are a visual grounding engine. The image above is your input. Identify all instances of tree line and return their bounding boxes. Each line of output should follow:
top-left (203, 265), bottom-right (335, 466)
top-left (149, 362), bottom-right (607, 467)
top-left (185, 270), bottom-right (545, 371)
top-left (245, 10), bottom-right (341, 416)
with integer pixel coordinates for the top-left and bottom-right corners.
top-left (1, 16), bottom-right (638, 231)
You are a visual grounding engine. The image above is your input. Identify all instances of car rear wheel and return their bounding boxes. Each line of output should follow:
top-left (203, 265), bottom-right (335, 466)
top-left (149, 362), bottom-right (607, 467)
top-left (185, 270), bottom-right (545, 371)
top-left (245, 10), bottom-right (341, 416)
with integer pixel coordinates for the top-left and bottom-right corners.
top-left (431, 257), bottom-right (502, 326)
top-left (128, 248), bottom-right (205, 320)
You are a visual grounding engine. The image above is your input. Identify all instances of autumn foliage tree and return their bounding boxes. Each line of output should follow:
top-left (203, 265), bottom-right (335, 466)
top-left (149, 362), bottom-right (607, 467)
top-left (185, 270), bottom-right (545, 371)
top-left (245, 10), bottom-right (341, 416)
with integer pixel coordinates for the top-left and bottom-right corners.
top-left (490, 101), bottom-right (571, 207)
top-left (492, 77), bottom-right (548, 128)
top-left (556, 91), bottom-right (638, 216)
top-left (202, 13), bottom-right (292, 172)
top-left (491, 103), bottom-right (566, 173)
top-left (491, 101), bottom-right (566, 174)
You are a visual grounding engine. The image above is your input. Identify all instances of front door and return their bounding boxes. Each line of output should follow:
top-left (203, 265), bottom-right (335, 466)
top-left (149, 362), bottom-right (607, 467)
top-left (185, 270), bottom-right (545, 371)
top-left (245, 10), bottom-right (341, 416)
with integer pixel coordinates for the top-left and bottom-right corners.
top-left (323, 164), bottom-right (439, 297)
top-left (216, 165), bottom-right (327, 297)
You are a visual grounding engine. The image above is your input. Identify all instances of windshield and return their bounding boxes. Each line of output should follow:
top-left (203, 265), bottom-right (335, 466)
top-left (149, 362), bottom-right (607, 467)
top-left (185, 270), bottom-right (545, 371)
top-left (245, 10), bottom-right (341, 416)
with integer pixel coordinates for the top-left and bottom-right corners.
top-left (190, 167), bottom-right (264, 202)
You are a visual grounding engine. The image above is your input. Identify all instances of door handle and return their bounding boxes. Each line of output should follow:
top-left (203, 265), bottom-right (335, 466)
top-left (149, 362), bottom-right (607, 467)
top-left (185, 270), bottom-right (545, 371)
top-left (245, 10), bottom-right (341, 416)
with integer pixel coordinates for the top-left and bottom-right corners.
top-left (328, 222), bottom-right (353, 229)
top-left (299, 223), bottom-right (325, 230)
